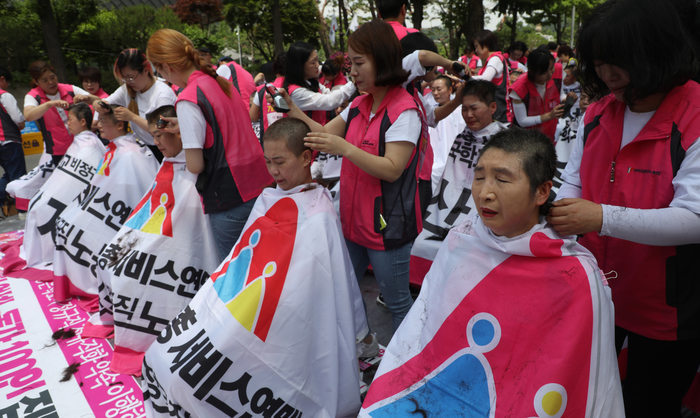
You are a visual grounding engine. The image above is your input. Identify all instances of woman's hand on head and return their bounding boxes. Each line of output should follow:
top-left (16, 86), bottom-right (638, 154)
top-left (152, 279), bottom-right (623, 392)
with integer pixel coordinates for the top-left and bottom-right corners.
top-left (73, 95), bottom-right (90, 104)
top-left (93, 100), bottom-right (110, 114)
top-left (304, 132), bottom-right (350, 156)
top-left (113, 106), bottom-right (135, 122)
top-left (50, 100), bottom-right (70, 109)
top-left (546, 198), bottom-right (603, 236)
top-left (158, 116), bottom-right (180, 134)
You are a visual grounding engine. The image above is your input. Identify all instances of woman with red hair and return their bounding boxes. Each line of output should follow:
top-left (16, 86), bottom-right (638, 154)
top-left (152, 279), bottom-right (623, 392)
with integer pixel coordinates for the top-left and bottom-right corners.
top-left (147, 29), bottom-right (271, 259)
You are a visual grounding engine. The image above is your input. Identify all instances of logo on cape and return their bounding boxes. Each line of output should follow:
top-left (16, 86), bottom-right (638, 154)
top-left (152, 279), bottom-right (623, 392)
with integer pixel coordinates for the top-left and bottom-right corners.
top-left (364, 233), bottom-right (590, 418)
top-left (125, 162), bottom-right (175, 237)
top-left (211, 197), bottom-right (298, 342)
top-left (97, 142), bottom-right (117, 176)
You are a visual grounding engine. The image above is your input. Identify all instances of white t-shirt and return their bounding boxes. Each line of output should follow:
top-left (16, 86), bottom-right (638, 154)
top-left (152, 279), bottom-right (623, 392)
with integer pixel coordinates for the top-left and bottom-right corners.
top-left (339, 106), bottom-right (421, 145)
top-left (178, 101), bottom-right (207, 150)
top-left (103, 80), bottom-right (176, 145)
top-left (472, 55), bottom-right (504, 82)
top-left (1, 92), bottom-right (25, 125)
top-left (24, 85), bottom-right (89, 128)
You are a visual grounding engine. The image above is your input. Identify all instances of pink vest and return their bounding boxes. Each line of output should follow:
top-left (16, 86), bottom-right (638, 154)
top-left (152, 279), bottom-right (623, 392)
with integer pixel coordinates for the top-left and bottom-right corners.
top-left (321, 73), bottom-right (348, 90)
top-left (0, 89), bottom-right (22, 144)
top-left (404, 81), bottom-right (433, 183)
top-left (510, 75), bottom-right (560, 141)
top-left (29, 84), bottom-right (74, 155)
top-left (460, 55), bottom-right (479, 70)
top-left (341, 85), bottom-right (424, 250)
top-left (387, 20), bottom-right (419, 40)
top-left (579, 82), bottom-right (700, 341)
top-left (287, 84), bottom-right (327, 126)
top-left (177, 71), bottom-right (271, 213)
top-left (226, 61), bottom-right (256, 112)
top-left (479, 52), bottom-right (510, 124)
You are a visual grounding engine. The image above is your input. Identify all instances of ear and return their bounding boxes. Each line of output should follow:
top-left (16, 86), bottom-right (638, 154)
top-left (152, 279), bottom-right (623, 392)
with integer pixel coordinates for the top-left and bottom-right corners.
top-left (535, 181), bottom-right (553, 206)
top-left (302, 149), bottom-right (313, 166)
top-left (400, 4), bottom-right (406, 15)
top-left (489, 101), bottom-right (497, 115)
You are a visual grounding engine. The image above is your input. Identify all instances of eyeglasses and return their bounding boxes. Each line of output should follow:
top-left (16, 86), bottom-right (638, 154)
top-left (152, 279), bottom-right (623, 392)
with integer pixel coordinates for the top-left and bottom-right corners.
top-left (121, 71), bottom-right (142, 84)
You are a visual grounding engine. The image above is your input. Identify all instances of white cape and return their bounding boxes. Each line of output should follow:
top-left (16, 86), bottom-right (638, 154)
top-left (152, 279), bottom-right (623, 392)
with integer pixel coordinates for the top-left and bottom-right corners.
top-left (428, 101), bottom-right (466, 193)
top-left (24, 130), bottom-right (106, 267)
top-left (94, 151), bottom-right (220, 374)
top-left (142, 184), bottom-right (368, 418)
top-left (51, 134), bottom-right (159, 302)
top-left (6, 152), bottom-right (54, 210)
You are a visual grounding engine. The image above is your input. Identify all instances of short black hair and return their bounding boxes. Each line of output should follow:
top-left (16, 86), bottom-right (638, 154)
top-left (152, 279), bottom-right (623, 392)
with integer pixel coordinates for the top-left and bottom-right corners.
top-left (376, 0), bottom-right (407, 19)
top-left (548, 42), bottom-right (558, 51)
top-left (479, 128), bottom-right (556, 215)
top-left (461, 79), bottom-right (496, 105)
top-left (146, 105), bottom-right (176, 126)
top-left (472, 30), bottom-right (500, 52)
top-left (0, 66), bottom-right (11, 83)
top-left (102, 105), bottom-right (129, 132)
top-left (196, 47), bottom-right (212, 54)
top-left (508, 41), bottom-right (528, 54)
top-left (263, 117), bottom-right (311, 157)
top-left (527, 47), bottom-right (555, 83)
top-left (272, 52), bottom-right (287, 77)
top-left (69, 103), bottom-right (93, 130)
top-left (77, 67), bottom-right (102, 84)
top-left (577, 0), bottom-right (699, 104)
top-left (558, 45), bottom-right (574, 58)
top-left (400, 31), bottom-right (438, 57)
top-left (434, 75), bottom-right (452, 90)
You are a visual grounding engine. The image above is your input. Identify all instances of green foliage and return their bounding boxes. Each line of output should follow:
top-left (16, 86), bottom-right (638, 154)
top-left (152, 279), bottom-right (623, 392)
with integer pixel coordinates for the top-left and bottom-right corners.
top-left (494, 20), bottom-right (554, 51)
top-left (0, 0), bottom-right (43, 70)
top-left (224, 0), bottom-right (321, 62)
top-left (183, 25), bottom-right (226, 56)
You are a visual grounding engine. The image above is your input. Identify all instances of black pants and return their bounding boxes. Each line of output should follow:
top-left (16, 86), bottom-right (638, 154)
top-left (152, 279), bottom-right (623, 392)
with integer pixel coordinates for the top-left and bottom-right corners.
top-left (615, 326), bottom-right (700, 417)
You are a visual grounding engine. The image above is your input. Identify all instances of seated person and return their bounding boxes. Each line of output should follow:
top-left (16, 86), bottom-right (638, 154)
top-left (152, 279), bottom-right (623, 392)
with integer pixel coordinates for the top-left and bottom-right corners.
top-left (361, 129), bottom-right (624, 417)
top-left (24, 103), bottom-right (106, 269)
top-left (409, 80), bottom-right (506, 287)
top-left (141, 117), bottom-right (368, 418)
top-left (85, 105), bottom-right (221, 375)
top-left (51, 105), bottom-right (159, 310)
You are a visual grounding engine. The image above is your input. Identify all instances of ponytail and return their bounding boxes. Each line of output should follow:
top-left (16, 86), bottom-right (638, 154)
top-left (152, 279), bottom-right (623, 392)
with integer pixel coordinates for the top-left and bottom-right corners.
top-left (147, 29), bottom-right (231, 98)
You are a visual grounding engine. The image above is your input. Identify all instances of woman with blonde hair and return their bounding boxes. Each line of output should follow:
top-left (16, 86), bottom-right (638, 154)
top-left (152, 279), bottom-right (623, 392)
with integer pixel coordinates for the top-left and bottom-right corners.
top-left (93, 48), bottom-right (176, 161)
top-left (147, 28), bottom-right (271, 259)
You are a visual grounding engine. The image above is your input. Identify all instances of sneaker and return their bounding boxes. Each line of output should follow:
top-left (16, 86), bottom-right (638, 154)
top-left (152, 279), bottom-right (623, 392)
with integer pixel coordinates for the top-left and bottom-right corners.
top-left (376, 293), bottom-right (387, 308)
top-left (17, 212), bottom-right (26, 220)
top-left (358, 333), bottom-right (379, 359)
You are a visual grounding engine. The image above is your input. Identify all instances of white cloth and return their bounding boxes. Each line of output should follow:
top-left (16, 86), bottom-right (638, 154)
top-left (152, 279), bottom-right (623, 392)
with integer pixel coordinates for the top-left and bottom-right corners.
top-left (472, 55), bottom-right (503, 82)
top-left (551, 112), bottom-right (584, 199)
top-left (559, 107), bottom-right (700, 245)
top-left (94, 150), bottom-right (220, 372)
top-left (289, 81), bottom-right (355, 112)
top-left (141, 184), bottom-right (368, 418)
top-left (25, 86), bottom-right (89, 129)
top-left (23, 130), bottom-right (106, 268)
top-left (560, 81), bottom-right (582, 117)
top-left (6, 152), bottom-right (54, 206)
top-left (177, 101), bottom-right (208, 150)
top-left (362, 216), bottom-right (624, 417)
top-left (339, 106), bottom-right (421, 145)
top-left (409, 122), bottom-right (506, 285)
top-left (402, 51), bottom-right (438, 128)
top-left (103, 81), bottom-right (177, 145)
top-left (427, 103), bottom-right (466, 192)
top-left (52, 134), bottom-right (159, 299)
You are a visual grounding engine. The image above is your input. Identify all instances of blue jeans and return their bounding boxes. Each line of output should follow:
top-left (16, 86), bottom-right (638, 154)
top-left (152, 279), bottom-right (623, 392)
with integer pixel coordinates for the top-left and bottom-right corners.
top-left (0, 142), bottom-right (27, 201)
top-left (345, 239), bottom-right (414, 332)
top-left (209, 199), bottom-right (256, 260)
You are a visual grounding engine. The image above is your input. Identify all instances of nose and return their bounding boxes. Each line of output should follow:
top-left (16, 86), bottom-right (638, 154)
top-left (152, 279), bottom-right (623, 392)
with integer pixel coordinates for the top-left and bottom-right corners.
top-left (478, 180), bottom-right (495, 201)
top-left (598, 64), bottom-right (617, 82)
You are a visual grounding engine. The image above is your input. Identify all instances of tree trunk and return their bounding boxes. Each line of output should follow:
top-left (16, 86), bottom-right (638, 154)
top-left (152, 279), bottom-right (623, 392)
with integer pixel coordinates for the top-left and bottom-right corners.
top-left (412, 0), bottom-right (424, 31)
top-left (367, 0), bottom-right (376, 19)
top-left (337, 0), bottom-right (346, 53)
top-left (272, 0), bottom-right (284, 56)
top-left (464, 0), bottom-right (484, 47)
top-left (449, 28), bottom-right (458, 59)
top-left (509, 3), bottom-right (518, 47)
top-left (35, 0), bottom-right (67, 82)
top-left (317, 1), bottom-right (332, 58)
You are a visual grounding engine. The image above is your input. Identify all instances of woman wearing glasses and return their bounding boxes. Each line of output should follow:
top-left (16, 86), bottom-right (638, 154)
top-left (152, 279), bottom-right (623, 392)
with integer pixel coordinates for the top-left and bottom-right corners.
top-left (94, 49), bottom-right (176, 161)
top-left (24, 61), bottom-right (98, 164)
